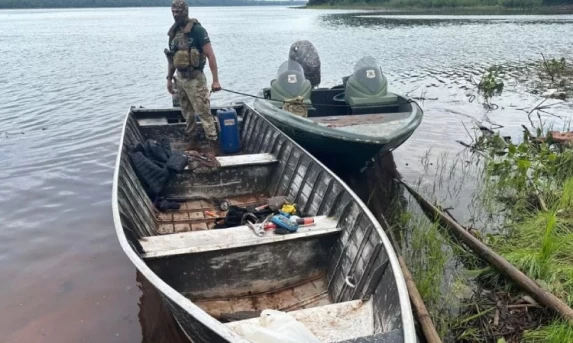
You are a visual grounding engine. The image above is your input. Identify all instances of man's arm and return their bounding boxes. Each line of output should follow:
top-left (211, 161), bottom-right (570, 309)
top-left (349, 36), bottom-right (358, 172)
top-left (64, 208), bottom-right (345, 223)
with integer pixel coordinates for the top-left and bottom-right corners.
top-left (164, 48), bottom-right (176, 94)
top-left (167, 62), bottom-right (175, 80)
top-left (202, 42), bottom-right (221, 91)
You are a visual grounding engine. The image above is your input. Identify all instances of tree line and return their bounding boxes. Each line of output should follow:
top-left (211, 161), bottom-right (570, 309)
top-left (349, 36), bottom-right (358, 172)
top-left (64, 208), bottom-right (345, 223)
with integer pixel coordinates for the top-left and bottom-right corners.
top-left (0, 0), bottom-right (305, 8)
top-left (307, 0), bottom-right (572, 7)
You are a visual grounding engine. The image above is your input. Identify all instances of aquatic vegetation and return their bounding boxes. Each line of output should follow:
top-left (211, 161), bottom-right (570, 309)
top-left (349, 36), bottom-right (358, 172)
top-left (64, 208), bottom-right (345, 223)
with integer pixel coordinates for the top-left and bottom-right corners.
top-left (464, 128), bottom-right (573, 341)
top-left (541, 56), bottom-right (568, 84)
top-left (397, 205), bottom-right (465, 339)
top-left (478, 65), bottom-right (505, 100)
top-left (368, 56), bottom-right (573, 341)
top-left (526, 55), bottom-right (573, 100)
top-left (393, 109), bottom-right (573, 341)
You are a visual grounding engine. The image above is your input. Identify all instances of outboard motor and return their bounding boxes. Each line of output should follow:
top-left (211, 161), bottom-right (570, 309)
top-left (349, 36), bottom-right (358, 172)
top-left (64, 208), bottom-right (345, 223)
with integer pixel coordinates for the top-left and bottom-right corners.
top-left (344, 56), bottom-right (398, 108)
top-left (270, 60), bottom-right (312, 105)
top-left (289, 40), bottom-right (321, 88)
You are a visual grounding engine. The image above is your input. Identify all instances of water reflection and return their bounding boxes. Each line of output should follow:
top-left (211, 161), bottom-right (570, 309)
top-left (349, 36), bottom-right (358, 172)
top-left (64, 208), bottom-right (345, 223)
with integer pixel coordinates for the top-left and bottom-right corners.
top-left (137, 272), bottom-right (188, 343)
top-left (1, 6), bottom-right (573, 343)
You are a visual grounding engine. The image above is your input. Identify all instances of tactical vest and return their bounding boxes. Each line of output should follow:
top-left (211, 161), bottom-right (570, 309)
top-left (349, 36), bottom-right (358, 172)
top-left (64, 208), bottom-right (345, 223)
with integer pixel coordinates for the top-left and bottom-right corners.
top-left (168, 18), bottom-right (207, 72)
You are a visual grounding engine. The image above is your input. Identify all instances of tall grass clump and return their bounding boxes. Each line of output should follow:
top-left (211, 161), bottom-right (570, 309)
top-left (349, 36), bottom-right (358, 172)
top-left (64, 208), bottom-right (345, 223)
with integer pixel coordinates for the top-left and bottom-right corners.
top-left (400, 208), bottom-right (466, 338)
top-left (523, 319), bottom-right (573, 342)
top-left (474, 130), bottom-right (573, 341)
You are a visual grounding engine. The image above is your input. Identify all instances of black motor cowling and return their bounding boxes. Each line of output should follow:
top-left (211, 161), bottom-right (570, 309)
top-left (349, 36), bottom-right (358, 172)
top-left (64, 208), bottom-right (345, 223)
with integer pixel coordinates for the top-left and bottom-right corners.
top-left (288, 40), bottom-right (321, 88)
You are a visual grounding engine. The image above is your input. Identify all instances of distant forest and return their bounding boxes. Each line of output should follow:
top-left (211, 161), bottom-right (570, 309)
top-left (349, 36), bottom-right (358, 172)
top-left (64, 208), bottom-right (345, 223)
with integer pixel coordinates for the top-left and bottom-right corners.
top-left (0, 0), bottom-right (306, 8)
top-left (307, 0), bottom-right (572, 7)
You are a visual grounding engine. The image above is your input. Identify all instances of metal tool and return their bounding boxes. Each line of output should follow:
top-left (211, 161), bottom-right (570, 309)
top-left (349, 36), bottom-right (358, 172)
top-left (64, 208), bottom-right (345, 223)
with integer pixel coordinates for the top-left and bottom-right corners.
top-left (245, 220), bottom-right (265, 237)
top-left (243, 213), bottom-right (265, 237)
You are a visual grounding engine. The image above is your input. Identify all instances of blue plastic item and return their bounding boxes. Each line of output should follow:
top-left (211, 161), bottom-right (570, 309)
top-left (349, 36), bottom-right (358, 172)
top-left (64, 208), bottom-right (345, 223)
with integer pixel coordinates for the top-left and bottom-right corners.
top-left (217, 108), bottom-right (241, 154)
top-left (270, 214), bottom-right (299, 232)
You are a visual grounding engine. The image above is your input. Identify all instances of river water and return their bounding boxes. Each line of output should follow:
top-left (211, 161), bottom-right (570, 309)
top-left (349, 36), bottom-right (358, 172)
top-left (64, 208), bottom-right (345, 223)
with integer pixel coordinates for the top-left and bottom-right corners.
top-left (1, 6), bottom-right (573, 343)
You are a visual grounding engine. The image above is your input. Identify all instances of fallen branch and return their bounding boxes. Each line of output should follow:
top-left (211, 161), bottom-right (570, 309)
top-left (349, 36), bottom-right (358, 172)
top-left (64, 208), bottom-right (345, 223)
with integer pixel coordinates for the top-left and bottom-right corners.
top-left (527, 97), bottom-right (550, 128)
top-left (507, 304), bottom-right (541, 309)
top-left (397, 178), bottom-right (573, 323)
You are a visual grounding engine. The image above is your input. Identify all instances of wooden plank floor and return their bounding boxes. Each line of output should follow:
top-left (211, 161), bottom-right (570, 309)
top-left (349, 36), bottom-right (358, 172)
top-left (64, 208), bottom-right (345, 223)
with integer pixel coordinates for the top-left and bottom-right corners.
top-left (191, 276), bottom-right (333, 321)
top-left (155, 193), bottom-right (269, 235)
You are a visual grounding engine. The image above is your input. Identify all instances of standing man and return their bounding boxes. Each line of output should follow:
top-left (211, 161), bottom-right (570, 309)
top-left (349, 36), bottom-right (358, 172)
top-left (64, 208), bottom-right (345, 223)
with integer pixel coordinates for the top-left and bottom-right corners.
top-left (165, 0), bottom-right (221, 146)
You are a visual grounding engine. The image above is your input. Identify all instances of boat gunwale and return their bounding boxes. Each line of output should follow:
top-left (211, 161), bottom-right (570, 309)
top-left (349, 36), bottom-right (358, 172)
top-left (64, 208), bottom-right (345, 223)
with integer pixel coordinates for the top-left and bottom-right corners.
top-left (253, 95), bottom-right (424, 145)
top-left (111, 102), bottom-right (416, 342)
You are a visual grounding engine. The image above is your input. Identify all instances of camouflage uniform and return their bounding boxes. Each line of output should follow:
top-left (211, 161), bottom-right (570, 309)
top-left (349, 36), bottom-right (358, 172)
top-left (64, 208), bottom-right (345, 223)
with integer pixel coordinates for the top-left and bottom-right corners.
top-left (167, 0), bottom-right (218, 141)
top-left (176, 71), bottom-right (216, 141)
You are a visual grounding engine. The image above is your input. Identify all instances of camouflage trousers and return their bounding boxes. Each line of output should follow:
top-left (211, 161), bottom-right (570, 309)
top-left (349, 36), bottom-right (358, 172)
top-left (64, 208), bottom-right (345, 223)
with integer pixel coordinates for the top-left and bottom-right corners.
top-left (176, 71), bottom-right (218, 141)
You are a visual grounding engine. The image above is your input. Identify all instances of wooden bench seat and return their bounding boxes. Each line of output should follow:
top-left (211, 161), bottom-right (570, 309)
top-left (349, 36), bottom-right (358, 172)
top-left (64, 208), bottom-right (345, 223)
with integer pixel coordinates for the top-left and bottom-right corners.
top-left (137, 115), bottom-right (244, 127)
top-left (216, 153), bottom-right (278, 168)
top-left (140, 216), bottom-right (340, 259)
top-left (182, 153), bottom-right (278, 171)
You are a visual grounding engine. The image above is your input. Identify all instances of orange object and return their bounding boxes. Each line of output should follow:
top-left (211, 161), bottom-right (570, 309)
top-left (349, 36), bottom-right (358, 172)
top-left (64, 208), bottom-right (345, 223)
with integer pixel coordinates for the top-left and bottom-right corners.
top-left (204, 210), bottom-right (217, 218)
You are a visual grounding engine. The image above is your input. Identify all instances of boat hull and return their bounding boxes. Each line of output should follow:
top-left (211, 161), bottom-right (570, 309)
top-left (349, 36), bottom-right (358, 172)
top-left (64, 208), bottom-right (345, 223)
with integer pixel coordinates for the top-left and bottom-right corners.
top-left (263, 115), bottom-right (415, 174)
top-left (112, 103), bottom-right (417, 343)
top-left (253, 94), bottom-right (422, 174)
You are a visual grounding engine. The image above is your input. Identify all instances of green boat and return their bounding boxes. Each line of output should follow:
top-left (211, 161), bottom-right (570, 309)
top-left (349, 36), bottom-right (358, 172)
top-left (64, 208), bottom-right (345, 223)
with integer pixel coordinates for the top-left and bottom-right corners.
top-left (254, 54), bottom-right (423, 174)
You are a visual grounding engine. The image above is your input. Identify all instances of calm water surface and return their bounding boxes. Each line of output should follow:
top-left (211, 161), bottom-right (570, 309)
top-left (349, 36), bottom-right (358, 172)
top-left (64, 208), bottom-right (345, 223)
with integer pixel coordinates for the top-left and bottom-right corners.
top-left (1, 6), bottom-right (572, 342)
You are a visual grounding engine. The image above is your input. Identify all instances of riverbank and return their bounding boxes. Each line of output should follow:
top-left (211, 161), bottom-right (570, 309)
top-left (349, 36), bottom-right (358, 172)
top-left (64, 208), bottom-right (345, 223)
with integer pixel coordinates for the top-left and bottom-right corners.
top-left (302, 3), bottom-right (573, 15)
top-left (372, 57), bottom-right (573, 342)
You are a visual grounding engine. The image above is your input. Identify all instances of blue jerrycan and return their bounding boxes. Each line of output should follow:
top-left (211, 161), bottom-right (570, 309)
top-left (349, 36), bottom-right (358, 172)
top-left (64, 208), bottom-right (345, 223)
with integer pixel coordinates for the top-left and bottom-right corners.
top-left (217, 108), bottom-right (241, 154)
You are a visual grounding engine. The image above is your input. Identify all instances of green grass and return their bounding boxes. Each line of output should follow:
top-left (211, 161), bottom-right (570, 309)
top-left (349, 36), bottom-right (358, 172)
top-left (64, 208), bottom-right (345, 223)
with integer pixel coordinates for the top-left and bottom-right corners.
top-left (402, 210), bottom-right (461, 338)
top-left (400, 109), bottom-right (573, 340)
top-left (382, 113), bottom-right (573, 341)
top-left (523, 320), bottom-right (573, 342)
top-left (483, 208), bottom-right (573, 302)
top-left (473, 129), bottom-right (573, 341)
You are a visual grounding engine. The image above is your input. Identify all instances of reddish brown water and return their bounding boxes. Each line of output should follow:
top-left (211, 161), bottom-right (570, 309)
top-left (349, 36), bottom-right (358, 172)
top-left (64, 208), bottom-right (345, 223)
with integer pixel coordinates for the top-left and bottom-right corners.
top-left (1, 7), bottom-right (572, 343)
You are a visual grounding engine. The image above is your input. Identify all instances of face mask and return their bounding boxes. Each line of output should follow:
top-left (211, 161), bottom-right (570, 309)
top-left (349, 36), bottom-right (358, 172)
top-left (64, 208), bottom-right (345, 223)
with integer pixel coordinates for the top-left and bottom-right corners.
top-left (171, 0), bottom-right (188, 24)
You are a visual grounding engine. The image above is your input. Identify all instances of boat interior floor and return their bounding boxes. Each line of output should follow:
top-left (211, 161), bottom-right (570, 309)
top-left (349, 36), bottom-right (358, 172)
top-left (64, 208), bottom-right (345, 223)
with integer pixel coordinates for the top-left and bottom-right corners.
top-left (192, 274), bottom-right (333, 321)
top-left (224, 297), bottom-right (374, 343)
top-left (310, 112), bottom-right (412, 129)
top-left (155, 193), bottom-right (268, 235)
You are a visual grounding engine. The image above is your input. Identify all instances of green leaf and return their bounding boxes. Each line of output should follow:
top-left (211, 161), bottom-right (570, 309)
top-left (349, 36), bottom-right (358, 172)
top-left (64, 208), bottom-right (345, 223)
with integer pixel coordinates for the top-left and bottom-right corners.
top-left (518, 143), bottom-right (529, 153)
top-left (518, 159), bottom-right (531, 171)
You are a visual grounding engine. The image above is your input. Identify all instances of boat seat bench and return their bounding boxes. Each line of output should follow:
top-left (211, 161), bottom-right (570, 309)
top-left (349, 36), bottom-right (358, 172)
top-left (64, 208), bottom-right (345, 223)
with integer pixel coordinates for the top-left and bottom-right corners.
top-left (140, 216), bottom-right (340, 259)
top-left (182, 153), bottom-right (278, 171)
top-left (137, 115), bottom-right (244, 127)
top-left (216, 153), bottom-right (277, 168)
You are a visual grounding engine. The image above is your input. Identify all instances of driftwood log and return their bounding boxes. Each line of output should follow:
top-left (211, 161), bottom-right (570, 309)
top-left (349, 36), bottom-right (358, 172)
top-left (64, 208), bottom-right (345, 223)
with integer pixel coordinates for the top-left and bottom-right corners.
top-left (397, 178), bottom-right (573, 323)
